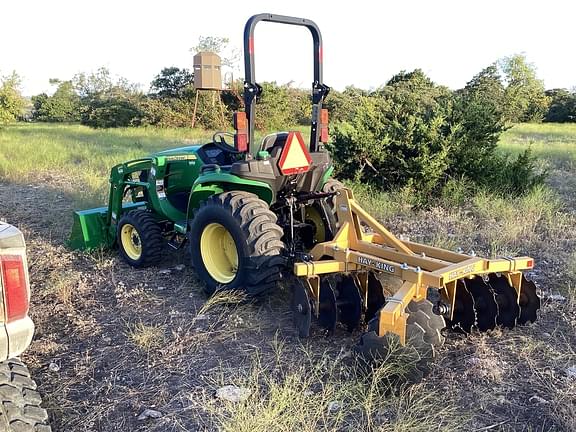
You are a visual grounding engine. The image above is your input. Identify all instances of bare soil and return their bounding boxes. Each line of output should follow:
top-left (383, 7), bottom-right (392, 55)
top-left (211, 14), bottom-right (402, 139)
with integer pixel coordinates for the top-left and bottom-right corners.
top-left (0, 172), bottom-right (574, 432)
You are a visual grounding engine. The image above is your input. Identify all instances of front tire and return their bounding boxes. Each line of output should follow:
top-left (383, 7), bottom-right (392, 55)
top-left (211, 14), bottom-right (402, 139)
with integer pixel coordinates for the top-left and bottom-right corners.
top-left (117, 210), bottom-right (163, 268)
top-left (189, 192), bottom-right (285, 296)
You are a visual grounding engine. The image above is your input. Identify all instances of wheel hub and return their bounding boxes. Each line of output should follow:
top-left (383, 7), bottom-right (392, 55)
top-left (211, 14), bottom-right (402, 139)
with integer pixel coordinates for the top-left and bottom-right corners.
top-left (200, 223), bottom-right (239, 283)
top-left (121, 223), bottom-right (142, 261)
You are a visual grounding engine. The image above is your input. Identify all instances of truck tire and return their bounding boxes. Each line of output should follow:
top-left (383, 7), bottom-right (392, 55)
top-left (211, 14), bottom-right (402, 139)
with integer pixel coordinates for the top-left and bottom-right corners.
top-left (117, 210), bottom-right (163, 268)
top-left (0, 359), bottom-right (51, 432)
top-left (189, 191), bottom-right (285, 296)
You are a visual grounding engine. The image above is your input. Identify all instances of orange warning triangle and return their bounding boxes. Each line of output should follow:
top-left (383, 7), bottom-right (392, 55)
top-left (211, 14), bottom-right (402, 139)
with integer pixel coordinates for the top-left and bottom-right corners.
top-left (278, 131), bottom-right (312, 175)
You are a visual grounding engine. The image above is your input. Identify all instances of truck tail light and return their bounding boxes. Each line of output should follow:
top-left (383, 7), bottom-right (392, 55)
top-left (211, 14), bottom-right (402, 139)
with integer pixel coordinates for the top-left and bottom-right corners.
top-left (1, 255), bottom-right (29, 322)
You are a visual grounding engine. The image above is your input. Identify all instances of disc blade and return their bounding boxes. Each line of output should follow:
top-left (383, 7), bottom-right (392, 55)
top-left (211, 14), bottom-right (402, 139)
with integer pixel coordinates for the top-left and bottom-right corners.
top-left (466, 276), bottom-right (498, 332)
top-left (318, 278), bottom-right (338, 333)
top-left (518, 276), bottom-right (540, 325)
top-left (446, 279), bottom-right (476, 333)
top-left (365, 272), bottom-right (386, 322)
top-left (291, 279), bottom-right (312, 338)
top-left (336, 275), bottom-right (363, 331)
top-left (488, 273), bottom-right (519, 329)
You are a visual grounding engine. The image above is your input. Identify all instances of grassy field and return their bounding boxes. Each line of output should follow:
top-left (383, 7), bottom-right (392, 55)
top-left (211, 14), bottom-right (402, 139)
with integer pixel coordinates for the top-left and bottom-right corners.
top-left (500, 123), bottom-right (576, 168)
top-left (0, 122), bottom-right (575, 431)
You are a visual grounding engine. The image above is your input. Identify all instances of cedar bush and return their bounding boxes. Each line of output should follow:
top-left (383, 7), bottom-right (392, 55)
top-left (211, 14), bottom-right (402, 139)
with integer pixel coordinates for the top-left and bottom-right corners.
top-left (329, 69), bottom-right (545, 200)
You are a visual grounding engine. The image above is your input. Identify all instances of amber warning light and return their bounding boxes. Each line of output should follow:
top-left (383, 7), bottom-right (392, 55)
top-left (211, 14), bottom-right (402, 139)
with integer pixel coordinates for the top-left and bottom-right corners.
top-left (278, 131), bottom-right (312, 175)
top-left (233, 112), bottom-right (248, 152)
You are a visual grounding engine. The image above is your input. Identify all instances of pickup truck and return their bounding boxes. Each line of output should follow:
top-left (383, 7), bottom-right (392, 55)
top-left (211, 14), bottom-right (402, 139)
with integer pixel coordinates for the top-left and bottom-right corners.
top-left (0, 222), bottom-right (50, 431)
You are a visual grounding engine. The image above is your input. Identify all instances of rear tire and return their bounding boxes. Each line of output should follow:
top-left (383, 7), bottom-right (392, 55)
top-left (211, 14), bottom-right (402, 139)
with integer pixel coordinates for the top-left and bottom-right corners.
top-left (0, 359), bottom-right (51, 431)
top-left (117, 210), bottom-right (163, 268)
top-left (189, 191), bottom-right (285, 296)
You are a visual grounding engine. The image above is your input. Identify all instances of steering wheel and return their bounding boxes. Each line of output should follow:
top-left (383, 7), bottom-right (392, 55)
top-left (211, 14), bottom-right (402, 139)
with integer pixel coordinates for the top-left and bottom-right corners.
top-left (212, 132), bottom-right (243, 154)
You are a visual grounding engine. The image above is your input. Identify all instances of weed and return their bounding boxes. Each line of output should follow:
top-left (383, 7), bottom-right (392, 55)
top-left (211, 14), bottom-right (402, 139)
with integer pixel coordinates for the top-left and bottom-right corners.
top-left (127, 321), bottom-right (165, 351)
top-left (197, 289), bottom-right (248, 316)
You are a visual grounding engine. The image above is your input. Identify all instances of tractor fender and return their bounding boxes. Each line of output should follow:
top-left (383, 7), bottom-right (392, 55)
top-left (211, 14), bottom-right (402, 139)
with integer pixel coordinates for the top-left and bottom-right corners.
top-left (186, 172), bottom-right (274, 223)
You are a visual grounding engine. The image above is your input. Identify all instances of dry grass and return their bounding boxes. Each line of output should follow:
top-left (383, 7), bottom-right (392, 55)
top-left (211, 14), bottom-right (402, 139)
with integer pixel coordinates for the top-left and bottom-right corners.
top-left (127, 321), bottom-right (166, 352)
top-left (197, 289), bottom-right (248, 316)
top-left (203, 345), bottom-right (468, 432)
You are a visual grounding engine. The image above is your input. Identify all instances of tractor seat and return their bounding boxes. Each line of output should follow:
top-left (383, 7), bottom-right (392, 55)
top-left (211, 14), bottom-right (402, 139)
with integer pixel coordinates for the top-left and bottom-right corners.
top-left (260, 132), bottom-right (289, 152)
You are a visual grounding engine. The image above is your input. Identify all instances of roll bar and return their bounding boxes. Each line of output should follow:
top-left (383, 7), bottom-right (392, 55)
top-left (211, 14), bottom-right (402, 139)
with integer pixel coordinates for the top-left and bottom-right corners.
top-left (243, 13), bottom-right (330, 156)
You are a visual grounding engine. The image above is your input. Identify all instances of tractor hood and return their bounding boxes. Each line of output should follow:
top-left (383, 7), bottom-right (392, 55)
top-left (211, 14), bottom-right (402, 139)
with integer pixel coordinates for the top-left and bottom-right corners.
top-left (153, 145), bottom-right (202, 157)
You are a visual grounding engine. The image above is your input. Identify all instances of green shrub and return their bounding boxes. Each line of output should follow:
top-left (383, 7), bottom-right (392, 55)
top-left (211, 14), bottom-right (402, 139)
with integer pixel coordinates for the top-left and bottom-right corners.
top-left (480, 148), bottom-right (547, 194)
top-left (0, 73), bottom-right (26, 124)
top-left (329, 68), bottom-right (545, 201)
top-left (139, 98), bottom-right (192, 128)
top-left (324, 86), bottom-right (367, 123)
top-left (73, 68), bottom-right (144, 128)
top-left (81, 90), bottom-right (143, 128)
top-left (545, 89), bottom-right (576, 123)
top-left (254, 82), bottom-right (296, 131)
top-left (329, 70), bottom-right (457, 198)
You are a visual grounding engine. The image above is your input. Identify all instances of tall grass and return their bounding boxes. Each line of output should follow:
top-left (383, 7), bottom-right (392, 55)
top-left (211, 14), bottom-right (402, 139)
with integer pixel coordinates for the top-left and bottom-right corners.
top-left (0, 123), bottom-right (309, 206)
top-left (204, 344), bottom-right (468, 432)
top-left (0, 123), bottom-right (213, 204)
top-left (499, 123), bottom-right (576, 168)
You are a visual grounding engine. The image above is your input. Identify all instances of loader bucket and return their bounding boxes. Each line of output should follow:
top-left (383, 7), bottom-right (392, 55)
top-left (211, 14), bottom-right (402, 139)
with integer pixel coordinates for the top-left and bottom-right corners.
top-left (68, 207), bottom-right (112, 250)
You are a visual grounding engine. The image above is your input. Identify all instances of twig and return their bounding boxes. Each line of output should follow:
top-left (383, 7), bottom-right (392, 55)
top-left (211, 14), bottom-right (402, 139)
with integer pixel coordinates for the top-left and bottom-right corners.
top-left (473, 419), bottom-right (509, 431)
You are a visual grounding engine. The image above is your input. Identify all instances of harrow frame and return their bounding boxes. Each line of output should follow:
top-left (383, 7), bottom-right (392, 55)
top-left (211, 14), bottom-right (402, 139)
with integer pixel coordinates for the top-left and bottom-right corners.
top-left (294, 188), bottom-right (535, 344)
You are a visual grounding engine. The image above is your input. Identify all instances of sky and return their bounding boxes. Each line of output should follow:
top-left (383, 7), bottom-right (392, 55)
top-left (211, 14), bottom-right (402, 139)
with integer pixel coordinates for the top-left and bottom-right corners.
top-left (1, 0), bottom-right (575, 96)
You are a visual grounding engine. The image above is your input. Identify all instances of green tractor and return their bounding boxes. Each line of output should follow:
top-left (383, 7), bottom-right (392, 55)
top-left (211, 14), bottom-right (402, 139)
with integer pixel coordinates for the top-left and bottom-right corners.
top-left (70, 13), bottom-right (340, 297)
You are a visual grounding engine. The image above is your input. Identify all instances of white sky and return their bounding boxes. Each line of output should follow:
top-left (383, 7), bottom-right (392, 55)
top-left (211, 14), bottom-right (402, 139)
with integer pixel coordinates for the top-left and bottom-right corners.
top-left (2, 0), bottom-right (575, 96)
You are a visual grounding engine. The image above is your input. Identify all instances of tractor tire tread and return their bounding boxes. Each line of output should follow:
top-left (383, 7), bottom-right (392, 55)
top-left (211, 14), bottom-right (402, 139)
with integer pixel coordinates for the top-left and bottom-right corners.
top-left (192, 191), bottom-right (285, 296)
top-left (118, 210), bottom-right (163, 268)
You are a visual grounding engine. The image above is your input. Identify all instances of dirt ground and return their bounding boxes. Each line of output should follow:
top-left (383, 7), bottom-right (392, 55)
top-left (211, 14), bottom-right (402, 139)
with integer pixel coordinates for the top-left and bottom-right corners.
top-left (1, 169), bottom-right (575, 431)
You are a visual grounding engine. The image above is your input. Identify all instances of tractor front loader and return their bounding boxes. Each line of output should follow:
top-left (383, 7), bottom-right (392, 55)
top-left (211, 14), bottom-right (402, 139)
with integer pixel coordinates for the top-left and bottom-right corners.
top-left (69, 13), bottom-right (540, 367)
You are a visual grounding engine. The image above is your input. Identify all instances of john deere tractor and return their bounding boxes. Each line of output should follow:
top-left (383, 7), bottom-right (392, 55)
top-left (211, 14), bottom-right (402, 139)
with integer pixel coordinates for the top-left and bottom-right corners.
top-left (70, 14), bottom-right (540, 365)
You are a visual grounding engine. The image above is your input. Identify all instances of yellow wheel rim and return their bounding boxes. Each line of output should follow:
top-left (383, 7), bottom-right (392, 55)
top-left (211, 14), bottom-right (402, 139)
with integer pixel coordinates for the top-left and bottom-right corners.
top-left (121, 223), bottom-right (142, 261)
top-left (305, 206), bottom-right (326, 243)
top-left (200, 223), bottom-right (239, 283)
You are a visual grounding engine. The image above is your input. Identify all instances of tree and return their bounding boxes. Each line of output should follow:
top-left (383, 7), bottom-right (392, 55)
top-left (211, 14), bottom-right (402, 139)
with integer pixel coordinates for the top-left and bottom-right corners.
top-left (73, 67), bottom-right (116, 98)
top-left (32, 80), bottom-right (81, 122)
top-left (73, 68), bottom-right (143, 128)
top-left (0, 72), bottom-right (26, 124)
top-left (324, 86), bottom-right (368, 122)
top-left (451, 64), bottom-right (507, 179)
top-left (149, 67), bottom-right (194, 99)
top-left (499, 54), bottom-right (549, 122)
top-left (544, 88), bottom-right (576, 122)
top-left (329, 67), bottom-right (544, 199)
top-left (191, 36), bottom-right (240, 69)
top-left (330, 70), bottom-right (458, 197)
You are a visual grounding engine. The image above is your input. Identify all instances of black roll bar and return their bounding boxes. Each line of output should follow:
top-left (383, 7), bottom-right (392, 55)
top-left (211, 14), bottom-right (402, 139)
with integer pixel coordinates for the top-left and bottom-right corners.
top-left (243, 13), bottom-right (330, 156)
